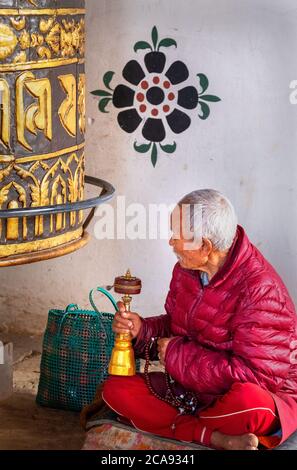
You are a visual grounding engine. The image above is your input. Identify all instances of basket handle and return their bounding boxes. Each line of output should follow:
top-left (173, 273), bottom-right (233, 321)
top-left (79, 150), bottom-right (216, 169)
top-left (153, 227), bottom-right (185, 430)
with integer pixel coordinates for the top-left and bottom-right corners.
top-left (65, 304), bottom-right (80, 312)
top-left (89, 287), bottom-right (118, 315)
top-left (57, 304), bottom-right (80, 337)
top-left (89, 287), bottom-right (118, 344)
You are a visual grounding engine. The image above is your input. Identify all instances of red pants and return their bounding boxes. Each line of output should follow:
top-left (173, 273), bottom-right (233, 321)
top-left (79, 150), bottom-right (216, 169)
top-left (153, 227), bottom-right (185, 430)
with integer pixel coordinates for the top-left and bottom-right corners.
top-left (102, 374), bottom-right (280, 448)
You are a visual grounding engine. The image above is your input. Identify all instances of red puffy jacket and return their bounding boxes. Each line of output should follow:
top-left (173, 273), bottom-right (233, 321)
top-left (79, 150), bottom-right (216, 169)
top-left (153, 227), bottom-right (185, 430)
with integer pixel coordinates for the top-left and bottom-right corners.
top-left (134, 225), bottom-right (297, 443)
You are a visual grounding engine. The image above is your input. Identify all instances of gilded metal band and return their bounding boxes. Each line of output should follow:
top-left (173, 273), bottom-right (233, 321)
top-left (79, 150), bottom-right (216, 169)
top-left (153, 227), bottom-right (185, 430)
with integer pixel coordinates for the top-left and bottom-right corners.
top-left (0, 9), bottom-right (85, 16)
top-left (15, 142), bottom-right (85, 164)
top-left (0, 58), bottom-right (85, 72)
top-left (0, 155), bottom-right (14, 163)
top-left (0, 231), bottom-right (90, 267)
top-left (0, 226), bottom-right (82, 257)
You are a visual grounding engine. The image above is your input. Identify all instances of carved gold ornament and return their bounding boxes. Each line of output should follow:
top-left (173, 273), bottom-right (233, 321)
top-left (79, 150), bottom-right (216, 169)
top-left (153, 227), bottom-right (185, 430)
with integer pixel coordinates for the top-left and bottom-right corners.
top-left (19, 30), bottom-right (30, 49)
top-left (13, 51), bottom-right (27, 63)
top-left (0, 151), bottom-right (84, 241)
top-left (78, 74), bottom-right (86, 134)
top-left (1, 70), bottom-right (83, 153)
top-left (31, 33), bottom-right (44, 48)
top-left (43, 18), bottom-right (85, 59)
top-left (45, 22), bottom-right (60, 55)
top-left (18, 0), bottom-right (38, 6)
top-left (39, 18), bottom-right (55, 34)
top-left (10, 17), bottom-right (26, 31)
top-left (0, 23), bottom-right (18, 59)
top-left (58, 74), bottom-right (77, 137)
top-left (0, 158), bottom-right (14, 184)
top-left (3, 16), bottom-right (85, 65)
top-left (37, 46), bottom-right (51, 59)
top-left (16, 72), bottom-right (52, 151)
top-left (0, 181), bottom-right (27, 240)
top-left (0, 79), bottom-right (10, 149)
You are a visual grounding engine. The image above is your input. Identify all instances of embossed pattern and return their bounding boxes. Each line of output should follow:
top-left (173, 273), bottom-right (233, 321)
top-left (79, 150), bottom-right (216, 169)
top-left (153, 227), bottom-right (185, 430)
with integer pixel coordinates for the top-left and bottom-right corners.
top-left (0, 1), bottom-right (86, 258)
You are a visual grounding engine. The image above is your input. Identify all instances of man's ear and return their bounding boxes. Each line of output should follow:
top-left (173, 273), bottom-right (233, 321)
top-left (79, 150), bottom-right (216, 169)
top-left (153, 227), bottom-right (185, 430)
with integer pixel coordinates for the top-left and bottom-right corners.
top-left (201, 238), bottom-right (213, 255)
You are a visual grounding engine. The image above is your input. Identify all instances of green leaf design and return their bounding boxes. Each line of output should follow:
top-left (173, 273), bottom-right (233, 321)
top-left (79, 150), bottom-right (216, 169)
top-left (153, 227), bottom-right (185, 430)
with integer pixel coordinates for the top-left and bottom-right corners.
top-left (151, 143), bottom-right (158, 167)
top-left (197, 73), bottom-right (209, 94)
top-left (103, 71), bottom-right (115, 91)
top-left (199, 95), bottom-right (221, 102)
top-left (198, 101), bottom-right (210, 120)
top-left (134, 141), bottom-right (152, 153)
top-left (91, 89), bottom-right (112, 97)
top-left (151, 26), bottom-right (158, 50)
top-left (99, 97), bottom-right (111, 113)
top-left (157, 38), bottom-right (177, 51)
top-left (134, 41), bottom-right (152, 52)
top-left (160, 142), bottom-right (177, 154)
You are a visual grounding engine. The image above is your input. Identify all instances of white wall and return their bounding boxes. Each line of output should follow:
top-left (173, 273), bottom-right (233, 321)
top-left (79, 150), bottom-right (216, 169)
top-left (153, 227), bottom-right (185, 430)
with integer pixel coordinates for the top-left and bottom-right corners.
top-left (0, 0), bottom-right (296, 334)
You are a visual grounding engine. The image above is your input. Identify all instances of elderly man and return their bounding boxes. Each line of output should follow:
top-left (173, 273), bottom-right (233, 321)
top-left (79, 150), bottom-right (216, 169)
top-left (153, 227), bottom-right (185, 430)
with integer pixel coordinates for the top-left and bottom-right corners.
top-left (103, 189), bottom-right (297, 450)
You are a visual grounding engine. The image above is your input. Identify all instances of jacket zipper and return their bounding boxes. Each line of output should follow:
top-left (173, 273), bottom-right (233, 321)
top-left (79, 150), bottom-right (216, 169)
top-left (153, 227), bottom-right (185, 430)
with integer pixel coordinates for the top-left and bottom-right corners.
top-left (187, 276), bottom-right (209, 334)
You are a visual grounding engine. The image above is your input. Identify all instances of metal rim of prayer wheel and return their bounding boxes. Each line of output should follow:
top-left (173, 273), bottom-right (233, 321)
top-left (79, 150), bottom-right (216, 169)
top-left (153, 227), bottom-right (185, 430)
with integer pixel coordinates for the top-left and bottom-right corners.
top-left (0, 175), bottom-right (115, 266)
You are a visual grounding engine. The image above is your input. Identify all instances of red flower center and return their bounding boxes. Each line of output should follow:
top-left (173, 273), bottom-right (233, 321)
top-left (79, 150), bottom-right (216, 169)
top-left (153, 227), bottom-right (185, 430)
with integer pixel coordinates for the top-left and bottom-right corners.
top-left (141, 80), bottom-right (149, 90)
top-left (136, 92), bottom-right (145, 102)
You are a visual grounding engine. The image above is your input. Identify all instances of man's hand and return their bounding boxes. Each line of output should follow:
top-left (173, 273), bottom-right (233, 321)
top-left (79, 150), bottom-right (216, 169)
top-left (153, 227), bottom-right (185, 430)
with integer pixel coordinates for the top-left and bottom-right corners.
top-left (112, 301), bottom-right (143, 339)
top-left (157, 337), bottom-right (175, 365)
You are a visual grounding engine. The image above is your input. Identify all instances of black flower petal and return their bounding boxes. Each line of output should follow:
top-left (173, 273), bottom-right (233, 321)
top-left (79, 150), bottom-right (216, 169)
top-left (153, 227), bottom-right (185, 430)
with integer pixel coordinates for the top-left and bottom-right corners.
top-left (117, 109), bottom-right (142, 133)
top-left (177, 86), bottom-right (198, 109)
top-left (142, 118), bottom-right (166, 142)
top-left (144, 51), bottom-right (166, 73)
top-left (166, 109), bottom-right (191, 134)
top-left (122, 60), bottom-right (145, 85)
top-left (113, 85), bottom-right (135, 108)
top-left (165, 61), bottom-right (189, 85)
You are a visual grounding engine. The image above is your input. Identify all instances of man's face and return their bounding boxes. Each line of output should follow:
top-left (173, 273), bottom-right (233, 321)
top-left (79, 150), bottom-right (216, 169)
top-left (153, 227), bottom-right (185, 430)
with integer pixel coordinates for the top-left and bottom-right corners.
top-left (169, 206), bottom-right (209, 270)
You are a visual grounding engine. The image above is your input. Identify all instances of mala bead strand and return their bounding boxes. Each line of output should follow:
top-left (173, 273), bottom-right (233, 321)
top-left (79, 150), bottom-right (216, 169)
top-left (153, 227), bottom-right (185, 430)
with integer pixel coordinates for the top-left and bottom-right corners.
top-left (143, 337), bottom-right (199, 414)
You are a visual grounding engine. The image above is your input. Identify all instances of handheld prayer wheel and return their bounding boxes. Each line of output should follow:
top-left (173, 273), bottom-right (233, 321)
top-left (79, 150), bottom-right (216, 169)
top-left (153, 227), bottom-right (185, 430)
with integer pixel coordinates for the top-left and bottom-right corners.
top-left (0, 1), bottom-right (114, 267)
top-left (108, 269), bottom-right (142, 376)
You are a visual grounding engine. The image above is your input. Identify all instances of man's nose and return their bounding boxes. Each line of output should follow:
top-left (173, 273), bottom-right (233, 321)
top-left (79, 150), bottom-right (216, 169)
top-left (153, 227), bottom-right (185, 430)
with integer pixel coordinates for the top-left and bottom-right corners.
top-left (169, 237), bottom-right (174, 246)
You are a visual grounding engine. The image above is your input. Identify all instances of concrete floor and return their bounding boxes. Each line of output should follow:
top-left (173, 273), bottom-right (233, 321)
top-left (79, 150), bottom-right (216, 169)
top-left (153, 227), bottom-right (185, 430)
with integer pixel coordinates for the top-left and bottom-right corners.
top-left (0, 333), bottom-right (85, 450)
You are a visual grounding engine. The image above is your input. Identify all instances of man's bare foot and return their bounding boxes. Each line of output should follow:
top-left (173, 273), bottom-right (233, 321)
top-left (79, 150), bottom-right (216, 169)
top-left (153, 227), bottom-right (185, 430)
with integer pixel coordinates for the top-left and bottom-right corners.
top-left (211, 431), bottom-right (259, 450)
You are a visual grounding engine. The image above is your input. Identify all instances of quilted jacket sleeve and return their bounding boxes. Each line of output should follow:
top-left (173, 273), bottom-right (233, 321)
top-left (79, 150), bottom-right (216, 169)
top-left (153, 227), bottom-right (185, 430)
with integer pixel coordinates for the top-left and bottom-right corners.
top-left (133, 263), bottom-right (179, 359)
top-left (165, 284), bottom-right (296, 396)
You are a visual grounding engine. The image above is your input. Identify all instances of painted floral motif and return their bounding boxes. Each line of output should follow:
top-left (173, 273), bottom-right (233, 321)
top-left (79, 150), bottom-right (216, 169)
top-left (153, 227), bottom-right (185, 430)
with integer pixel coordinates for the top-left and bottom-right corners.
top-left (92, 27), bottom-right (221, 167)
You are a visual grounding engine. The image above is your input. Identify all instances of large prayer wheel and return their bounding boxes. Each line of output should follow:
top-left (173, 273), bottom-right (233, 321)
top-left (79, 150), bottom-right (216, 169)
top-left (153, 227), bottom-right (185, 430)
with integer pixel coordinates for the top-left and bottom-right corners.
top-left (0, 1), bottom-right (114, 266)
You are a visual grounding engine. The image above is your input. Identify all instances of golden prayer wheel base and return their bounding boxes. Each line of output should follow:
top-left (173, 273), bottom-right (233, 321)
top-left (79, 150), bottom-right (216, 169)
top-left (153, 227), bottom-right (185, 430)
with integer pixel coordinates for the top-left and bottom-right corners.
top-left (108, 332), bottom-right (136, 377)
top-left (0, 230), bottom-right (90, 267)
top-left (108, 364), bottom-right (136, 377)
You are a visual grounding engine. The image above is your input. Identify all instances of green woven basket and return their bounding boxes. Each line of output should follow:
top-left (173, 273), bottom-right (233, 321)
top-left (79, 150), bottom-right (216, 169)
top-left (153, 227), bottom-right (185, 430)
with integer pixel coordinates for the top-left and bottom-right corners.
top-left (37, 288), bottom-right (120, 411)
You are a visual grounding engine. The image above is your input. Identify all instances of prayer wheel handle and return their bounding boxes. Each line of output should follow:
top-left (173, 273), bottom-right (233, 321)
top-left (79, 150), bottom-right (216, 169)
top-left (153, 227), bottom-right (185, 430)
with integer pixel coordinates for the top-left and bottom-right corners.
top-left (108, 270), bottom-right (142, 376)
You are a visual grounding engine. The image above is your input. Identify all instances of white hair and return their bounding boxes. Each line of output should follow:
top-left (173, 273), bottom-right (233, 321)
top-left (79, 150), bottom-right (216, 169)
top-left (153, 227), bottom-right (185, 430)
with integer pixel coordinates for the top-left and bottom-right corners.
top-left (178, 189), bottom-right (238, 251)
